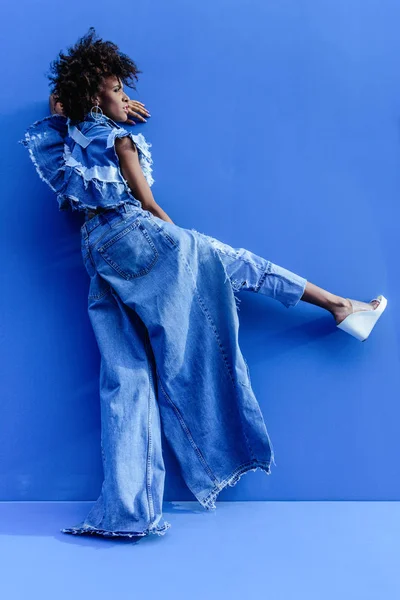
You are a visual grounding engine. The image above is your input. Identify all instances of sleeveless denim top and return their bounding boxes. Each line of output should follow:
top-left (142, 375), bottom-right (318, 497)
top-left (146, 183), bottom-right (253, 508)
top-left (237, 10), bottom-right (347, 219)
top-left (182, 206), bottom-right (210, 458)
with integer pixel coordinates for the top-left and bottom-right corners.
top-left (18, 112), bottom-right (154, 213)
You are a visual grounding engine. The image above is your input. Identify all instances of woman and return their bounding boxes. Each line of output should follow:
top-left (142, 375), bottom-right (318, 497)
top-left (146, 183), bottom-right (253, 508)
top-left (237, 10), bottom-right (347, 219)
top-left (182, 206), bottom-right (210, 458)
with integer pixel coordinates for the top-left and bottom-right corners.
top-left (19, 27), bottom-right (387, 541)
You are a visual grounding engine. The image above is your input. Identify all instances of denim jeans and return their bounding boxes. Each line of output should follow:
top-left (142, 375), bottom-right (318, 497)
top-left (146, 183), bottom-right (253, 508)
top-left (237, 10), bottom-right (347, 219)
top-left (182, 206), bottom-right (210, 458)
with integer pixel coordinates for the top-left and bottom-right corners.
top-left (61, 203), bottom-right (307, 540)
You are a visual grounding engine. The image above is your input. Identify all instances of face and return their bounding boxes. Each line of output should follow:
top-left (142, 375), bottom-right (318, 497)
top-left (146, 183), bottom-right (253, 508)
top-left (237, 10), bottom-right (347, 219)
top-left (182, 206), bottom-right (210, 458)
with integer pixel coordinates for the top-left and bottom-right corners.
top-left (94, 75), bottom-right (130, 123)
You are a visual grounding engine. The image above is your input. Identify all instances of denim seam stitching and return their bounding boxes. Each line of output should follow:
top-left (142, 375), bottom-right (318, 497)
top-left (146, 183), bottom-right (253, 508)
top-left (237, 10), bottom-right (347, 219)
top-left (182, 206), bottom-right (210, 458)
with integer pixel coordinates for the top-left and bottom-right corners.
top-left (148, 217), bottom-right (179, 249)
top-left (145, 339), bottom-right (155, 523)
top-left (97, 223), bottom-right (159, 280)
top-left (173, 245), bottom-right (256, 460)
top-left (156, 372), bottom-right (218, 485)
top-left (254, 263), bottom-right (272, 293)
top-left (83, 210), bottom-right (138, 253)
top-left (88, 285), bottom-right (112, 301)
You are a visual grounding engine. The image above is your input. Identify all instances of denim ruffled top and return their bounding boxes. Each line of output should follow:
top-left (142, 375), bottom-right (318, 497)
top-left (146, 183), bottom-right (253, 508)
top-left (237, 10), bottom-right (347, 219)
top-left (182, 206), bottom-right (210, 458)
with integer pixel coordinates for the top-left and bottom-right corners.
top-left (18, 112), bottom-right (154, 213)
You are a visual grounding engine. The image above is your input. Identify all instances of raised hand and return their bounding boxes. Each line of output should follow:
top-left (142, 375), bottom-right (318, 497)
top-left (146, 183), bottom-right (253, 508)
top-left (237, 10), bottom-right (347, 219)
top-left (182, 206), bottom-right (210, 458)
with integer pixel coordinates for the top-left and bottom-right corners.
top-left (124, 98), bottom-right (151, 125)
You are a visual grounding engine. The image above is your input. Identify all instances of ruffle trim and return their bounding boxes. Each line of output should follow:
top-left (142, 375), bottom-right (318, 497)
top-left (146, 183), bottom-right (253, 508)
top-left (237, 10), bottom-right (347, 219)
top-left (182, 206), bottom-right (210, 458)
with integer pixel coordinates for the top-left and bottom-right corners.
top-left (19, 113), bottom-right (154, 213)
top-left (57, 193), bottom-right (141, 213)
top-left (55, 168), bottom-right (142, 212)
top-left (58, 127), bottom-right (154, 212)
top-left (198, 459), bottom-right (275, 511)
top-left (18, 114), bottom-right (68, 195)
top-left (60, 520), bottom-right (171, 539)
top-left (19, 113), bottom-right (68, 137)
top-left (109, 129), bottom-right (155, 187)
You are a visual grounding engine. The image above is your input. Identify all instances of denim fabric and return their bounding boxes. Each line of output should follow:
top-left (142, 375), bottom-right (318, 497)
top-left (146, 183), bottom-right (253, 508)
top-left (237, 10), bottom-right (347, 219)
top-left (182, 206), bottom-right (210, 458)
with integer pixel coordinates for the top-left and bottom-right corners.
top-left (19, 113), bottom-right (307, 540)
top-left (58, 203), bottom-right (307, 539)
top-left (18, 113), bottom-right (153, 213)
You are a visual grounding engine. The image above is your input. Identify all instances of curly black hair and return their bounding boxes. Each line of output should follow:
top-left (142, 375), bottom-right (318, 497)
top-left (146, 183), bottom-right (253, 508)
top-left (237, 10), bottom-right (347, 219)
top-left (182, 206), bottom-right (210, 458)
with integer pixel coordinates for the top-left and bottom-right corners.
top-left (46, 27), bottom-right (142, 123)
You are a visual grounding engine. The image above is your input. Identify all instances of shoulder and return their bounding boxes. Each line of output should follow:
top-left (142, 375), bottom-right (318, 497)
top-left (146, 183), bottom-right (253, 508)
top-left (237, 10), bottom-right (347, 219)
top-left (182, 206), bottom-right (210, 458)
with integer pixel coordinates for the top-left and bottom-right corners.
top-left (67, 117), bottom-right (114, 149)
top-left (69, 115), bottom-right (155, 187)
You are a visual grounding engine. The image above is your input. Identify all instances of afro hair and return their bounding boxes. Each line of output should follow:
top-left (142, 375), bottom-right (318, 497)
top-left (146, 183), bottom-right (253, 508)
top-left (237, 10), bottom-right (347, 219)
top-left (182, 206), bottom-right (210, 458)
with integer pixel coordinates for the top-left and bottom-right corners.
top-left (46, 26), bottom-right (142, 123)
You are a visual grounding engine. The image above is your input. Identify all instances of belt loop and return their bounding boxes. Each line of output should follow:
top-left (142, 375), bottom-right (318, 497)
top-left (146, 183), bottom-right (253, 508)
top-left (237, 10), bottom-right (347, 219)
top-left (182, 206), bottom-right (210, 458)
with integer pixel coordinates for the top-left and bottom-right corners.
top-left (102, 210), bottom-right (112, 226)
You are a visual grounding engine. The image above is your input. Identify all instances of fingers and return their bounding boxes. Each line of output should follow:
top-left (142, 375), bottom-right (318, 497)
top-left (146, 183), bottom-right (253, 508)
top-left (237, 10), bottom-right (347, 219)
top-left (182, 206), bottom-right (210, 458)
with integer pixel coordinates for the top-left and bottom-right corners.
top-left (127, 100), bottom-right (151, 118)
top-left (127, 110), bottom-right (147, 123)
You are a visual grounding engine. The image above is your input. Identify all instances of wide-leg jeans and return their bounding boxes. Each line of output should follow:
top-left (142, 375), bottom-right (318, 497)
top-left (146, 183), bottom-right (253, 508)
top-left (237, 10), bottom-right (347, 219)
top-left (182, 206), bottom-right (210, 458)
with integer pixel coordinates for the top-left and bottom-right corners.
top-left (61, 203), bottom-right (307, 539)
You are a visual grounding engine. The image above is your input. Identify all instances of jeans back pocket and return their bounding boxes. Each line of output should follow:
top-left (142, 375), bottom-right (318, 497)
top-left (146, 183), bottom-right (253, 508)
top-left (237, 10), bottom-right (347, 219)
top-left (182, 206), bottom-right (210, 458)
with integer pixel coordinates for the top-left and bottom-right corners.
top-left (96, 219), bottom-right (159, 280)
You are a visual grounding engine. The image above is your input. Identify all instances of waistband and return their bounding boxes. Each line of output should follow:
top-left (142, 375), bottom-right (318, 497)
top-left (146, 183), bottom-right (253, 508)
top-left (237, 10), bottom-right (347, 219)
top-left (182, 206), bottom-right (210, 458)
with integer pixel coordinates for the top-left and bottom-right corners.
top-left (81, 203), bottom-right (146, 239)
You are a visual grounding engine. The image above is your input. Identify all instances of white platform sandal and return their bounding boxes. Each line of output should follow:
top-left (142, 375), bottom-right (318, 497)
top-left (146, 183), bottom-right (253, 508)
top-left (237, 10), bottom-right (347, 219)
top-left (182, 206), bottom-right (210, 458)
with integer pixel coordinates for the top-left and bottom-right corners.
top-left (336, 295), bottom-right (387, 342)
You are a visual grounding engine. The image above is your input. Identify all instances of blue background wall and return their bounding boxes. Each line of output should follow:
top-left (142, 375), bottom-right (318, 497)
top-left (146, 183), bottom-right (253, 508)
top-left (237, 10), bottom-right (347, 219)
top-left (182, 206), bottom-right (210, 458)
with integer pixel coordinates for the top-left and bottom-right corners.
top-left (2, 0), bottom-right (399, 502)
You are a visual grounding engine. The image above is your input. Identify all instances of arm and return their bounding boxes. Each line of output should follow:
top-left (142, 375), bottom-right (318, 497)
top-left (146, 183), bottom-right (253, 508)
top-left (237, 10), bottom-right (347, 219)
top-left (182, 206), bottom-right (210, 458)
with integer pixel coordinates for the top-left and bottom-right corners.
top-left (115, 136), bottom-right (174, 224)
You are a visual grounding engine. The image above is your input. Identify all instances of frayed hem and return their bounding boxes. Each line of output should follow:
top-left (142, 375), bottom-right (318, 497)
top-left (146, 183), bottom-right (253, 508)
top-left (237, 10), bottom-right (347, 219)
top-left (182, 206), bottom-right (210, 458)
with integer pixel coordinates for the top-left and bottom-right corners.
top-left (60, 520), bottom-right (171, 539)
top-left (60, 194), bottom-right (141, 213)
top-left (19, 136), bottom-right (59, 194)
top-left (198, 459), bottom-right (274, 511)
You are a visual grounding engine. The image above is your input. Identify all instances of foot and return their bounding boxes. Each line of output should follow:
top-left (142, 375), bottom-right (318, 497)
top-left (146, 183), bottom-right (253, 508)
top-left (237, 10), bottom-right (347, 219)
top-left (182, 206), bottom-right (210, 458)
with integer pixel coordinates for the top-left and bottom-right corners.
top-left (333, 297), bottom-right (382, 326)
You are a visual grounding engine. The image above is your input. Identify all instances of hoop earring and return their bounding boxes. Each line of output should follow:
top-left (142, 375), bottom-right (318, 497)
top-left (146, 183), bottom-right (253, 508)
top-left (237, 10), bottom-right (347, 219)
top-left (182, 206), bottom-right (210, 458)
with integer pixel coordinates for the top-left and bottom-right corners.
top-left (90, 103), bottom-right (105, 122)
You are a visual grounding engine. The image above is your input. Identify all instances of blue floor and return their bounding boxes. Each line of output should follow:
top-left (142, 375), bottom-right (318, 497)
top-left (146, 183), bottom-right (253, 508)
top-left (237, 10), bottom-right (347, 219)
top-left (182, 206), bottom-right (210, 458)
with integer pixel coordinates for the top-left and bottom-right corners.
top-left (1, 501), bottom-right (399, 599)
